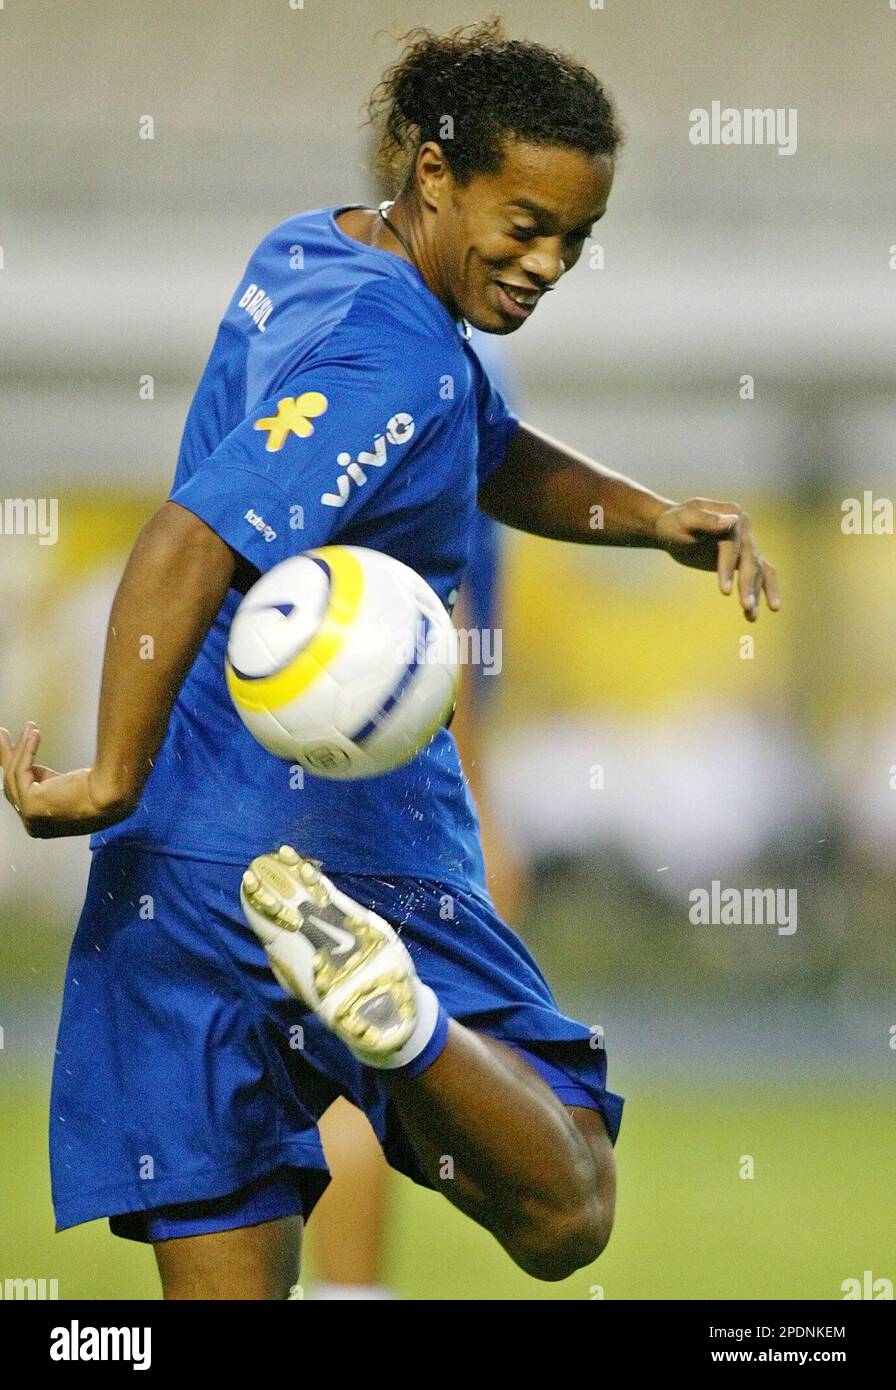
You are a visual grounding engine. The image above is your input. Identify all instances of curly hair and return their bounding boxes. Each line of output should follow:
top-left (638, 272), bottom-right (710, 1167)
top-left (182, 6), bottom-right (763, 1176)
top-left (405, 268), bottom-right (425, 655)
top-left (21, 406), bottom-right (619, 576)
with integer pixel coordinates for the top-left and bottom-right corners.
top-left (368, 17), bottom-right (623, 191)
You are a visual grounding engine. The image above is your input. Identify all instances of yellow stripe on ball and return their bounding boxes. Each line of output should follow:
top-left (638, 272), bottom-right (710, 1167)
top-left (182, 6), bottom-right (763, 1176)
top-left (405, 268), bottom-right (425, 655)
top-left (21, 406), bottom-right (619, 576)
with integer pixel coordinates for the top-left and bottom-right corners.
top-left (226, 546), bottom-right (365, 712)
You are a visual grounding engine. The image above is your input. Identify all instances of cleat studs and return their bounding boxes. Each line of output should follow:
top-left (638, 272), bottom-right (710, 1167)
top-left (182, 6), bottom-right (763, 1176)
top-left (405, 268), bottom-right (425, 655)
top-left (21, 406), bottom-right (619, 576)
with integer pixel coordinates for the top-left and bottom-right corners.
top-left (277, 845), bottom-right (300, 867)
top-left (299, 861), bottom-right (320, 886)
top-left (276, 906), bottom-right (301, 931)
top-left (242, 870), bottom-right (259, 893)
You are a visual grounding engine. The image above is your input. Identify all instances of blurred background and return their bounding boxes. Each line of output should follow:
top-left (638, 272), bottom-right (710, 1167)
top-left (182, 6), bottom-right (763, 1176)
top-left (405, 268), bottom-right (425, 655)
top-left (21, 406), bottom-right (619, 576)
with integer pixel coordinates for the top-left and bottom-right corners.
top-left (0, 0), bottom-right (893, 1299)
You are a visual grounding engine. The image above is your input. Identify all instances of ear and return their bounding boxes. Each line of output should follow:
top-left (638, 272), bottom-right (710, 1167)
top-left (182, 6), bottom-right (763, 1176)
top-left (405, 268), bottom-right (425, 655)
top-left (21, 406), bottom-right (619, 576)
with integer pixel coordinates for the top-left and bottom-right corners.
top-left (415, 141), bottom-right (452, 214)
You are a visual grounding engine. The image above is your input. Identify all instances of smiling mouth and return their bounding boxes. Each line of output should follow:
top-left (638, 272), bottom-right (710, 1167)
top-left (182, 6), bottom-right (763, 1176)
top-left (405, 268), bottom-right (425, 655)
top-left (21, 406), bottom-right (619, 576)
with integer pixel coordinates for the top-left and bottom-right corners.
top-left (493, 280), bottom-right (542, 318)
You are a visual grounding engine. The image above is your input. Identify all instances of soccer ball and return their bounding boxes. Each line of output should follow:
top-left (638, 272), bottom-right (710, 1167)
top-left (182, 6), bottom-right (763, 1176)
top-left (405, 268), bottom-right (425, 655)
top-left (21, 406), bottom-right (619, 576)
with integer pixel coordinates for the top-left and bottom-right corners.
top-left (225, 545), bottom-right (459, 780)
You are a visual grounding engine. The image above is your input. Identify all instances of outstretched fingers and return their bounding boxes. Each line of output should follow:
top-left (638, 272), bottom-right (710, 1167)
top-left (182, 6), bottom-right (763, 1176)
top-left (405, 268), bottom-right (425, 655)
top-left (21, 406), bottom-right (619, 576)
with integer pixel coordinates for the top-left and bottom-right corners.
top-left (0, 722), bottom-right (40, 813)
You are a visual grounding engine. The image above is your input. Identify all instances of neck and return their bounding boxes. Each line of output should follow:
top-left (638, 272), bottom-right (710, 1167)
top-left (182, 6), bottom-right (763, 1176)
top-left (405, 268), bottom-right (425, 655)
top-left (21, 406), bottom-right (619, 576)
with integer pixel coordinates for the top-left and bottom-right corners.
top-left (376, 196), bottom-right (459, 321)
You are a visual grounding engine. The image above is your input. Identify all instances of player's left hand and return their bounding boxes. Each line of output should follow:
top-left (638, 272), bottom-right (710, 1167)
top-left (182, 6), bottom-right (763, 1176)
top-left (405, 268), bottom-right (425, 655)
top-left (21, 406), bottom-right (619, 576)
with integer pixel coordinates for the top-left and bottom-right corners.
top-left (654, 498), bottom-right (780, 622)
top-left (0, 722), bottom-right (116, 838)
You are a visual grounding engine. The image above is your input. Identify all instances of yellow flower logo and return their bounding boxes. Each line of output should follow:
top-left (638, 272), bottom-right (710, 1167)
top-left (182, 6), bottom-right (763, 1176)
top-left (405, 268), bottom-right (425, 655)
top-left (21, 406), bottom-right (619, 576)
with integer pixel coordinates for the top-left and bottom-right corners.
top-left (254, 392), bottom-right (328, 452)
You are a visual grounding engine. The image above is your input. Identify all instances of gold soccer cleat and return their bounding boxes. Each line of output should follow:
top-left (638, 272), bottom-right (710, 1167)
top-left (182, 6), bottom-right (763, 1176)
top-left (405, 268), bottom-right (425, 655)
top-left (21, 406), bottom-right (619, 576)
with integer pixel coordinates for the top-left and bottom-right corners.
top-left (240, 845), bottom-right (423, 1062)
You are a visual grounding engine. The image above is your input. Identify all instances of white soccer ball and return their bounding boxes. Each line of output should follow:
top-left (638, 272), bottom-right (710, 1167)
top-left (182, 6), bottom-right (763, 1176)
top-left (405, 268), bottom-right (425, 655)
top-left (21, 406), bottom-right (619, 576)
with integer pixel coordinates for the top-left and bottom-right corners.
top-left (225, 545), bottom-right (459, 780)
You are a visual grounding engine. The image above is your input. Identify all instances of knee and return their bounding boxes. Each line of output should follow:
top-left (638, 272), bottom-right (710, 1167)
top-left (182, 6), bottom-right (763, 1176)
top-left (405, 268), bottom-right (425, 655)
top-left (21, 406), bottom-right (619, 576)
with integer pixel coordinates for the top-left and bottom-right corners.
top-left (511, 1114), bottom-right (617, 1281)
top-left (511, 1190), bottom-right (614, 1282)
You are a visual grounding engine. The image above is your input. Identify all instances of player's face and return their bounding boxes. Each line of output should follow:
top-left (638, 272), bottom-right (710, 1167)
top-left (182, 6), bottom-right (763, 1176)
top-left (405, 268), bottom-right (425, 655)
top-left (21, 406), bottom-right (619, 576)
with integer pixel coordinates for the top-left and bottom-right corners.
top-left (434, 140), bottom-right (614, 334)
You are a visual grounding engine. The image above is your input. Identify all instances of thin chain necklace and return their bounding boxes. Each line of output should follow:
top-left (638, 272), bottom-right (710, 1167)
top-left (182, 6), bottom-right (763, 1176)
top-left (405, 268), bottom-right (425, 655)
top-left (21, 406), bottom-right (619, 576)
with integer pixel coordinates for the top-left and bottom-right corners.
top-left (376, 201), bottom-right (471, 340)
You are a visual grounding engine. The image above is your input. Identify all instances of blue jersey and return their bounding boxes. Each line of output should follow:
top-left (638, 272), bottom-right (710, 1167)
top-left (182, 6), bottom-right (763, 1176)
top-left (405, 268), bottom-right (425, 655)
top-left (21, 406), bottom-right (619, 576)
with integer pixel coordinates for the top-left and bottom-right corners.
top-left (461, 331), bottom-right (514, 706)
top-left (91, 206), bottom-right (519, 886)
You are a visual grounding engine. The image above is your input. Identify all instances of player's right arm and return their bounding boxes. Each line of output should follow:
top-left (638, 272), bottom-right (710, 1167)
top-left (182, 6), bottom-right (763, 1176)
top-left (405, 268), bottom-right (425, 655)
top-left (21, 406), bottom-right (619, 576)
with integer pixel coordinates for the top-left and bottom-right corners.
top-left (1, 502), bottom-right (239, 838)
top-left (2, 286), bottom-right (449, 839)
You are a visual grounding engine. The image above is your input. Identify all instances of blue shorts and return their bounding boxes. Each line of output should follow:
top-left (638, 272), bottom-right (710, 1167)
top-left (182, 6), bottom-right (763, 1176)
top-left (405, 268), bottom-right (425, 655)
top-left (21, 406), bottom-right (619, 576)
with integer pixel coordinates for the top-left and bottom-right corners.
top-left (110, 1166), bottom-right (314, 1243)
top-left (51, 845), bottom-right (624, 1241)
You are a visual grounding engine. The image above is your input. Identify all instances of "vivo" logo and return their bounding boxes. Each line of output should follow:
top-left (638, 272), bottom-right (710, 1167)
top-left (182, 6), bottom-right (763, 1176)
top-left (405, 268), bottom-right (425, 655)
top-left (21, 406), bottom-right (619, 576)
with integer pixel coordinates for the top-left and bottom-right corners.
top-left (321, 413), bottom-right (415, 508)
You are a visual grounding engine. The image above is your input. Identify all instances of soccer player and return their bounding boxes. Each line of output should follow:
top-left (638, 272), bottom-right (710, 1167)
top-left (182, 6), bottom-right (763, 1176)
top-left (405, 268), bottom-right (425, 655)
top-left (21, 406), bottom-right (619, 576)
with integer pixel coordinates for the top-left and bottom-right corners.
top-left (1, 21), bottom-right (778, 1299)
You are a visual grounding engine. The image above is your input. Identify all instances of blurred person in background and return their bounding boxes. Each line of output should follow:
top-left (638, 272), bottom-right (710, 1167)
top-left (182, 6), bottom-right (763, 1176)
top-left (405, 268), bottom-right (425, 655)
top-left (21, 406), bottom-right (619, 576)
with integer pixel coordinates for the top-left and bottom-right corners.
top-left (310, 328), bottom-right (530, 1296)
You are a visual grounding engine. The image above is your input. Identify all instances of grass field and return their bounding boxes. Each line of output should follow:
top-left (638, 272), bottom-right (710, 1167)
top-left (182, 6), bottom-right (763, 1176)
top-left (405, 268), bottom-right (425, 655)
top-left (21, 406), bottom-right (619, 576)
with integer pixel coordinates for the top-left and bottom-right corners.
top-left (1, 1077), bottom-right (891, 1300)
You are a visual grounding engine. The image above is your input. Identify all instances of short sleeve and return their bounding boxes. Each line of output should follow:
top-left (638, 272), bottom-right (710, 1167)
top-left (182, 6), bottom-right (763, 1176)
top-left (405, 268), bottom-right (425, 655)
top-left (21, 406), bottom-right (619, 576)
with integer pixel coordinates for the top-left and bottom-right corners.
top-left (169, 455), bottom-right (298, 570)
top-left (169, 284), bottom-right (454, 572)
top-left (466, 345), bottom-right (520, 485)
